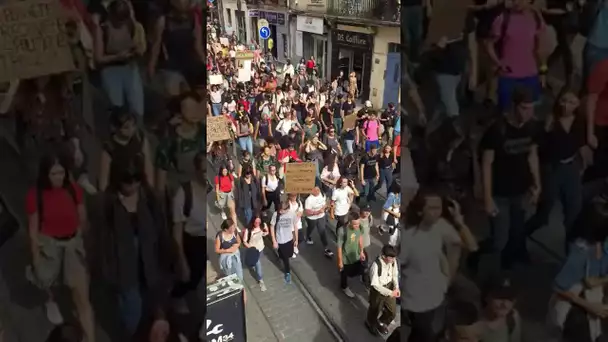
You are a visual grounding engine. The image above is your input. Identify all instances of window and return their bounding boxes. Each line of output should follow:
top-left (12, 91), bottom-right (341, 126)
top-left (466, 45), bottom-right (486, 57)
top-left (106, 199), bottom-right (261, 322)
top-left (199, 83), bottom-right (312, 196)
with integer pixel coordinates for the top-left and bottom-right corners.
top-left (227, 10), bottom-right (233, 27)
top-left (388, 43), bottom-right (400, 53)
top-left (282, 33), bottom-right (288, 59)
top-left (237, 12), bottom-right (247, 43)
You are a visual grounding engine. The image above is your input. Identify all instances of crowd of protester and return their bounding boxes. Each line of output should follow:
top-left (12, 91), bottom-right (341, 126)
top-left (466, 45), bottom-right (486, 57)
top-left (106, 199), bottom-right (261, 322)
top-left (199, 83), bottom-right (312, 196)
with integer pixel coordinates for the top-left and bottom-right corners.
top-left (1, 0), bottom-right (607, 340)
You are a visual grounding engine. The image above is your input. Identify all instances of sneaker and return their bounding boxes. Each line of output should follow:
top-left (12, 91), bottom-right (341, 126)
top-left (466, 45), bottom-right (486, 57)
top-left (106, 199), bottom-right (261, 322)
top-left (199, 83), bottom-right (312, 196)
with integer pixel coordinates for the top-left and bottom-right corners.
top-left (365, 320), bottom-right (379, 336)
top-left (173, 298), bottom-right (190, 314)
top-left (342, 287), bottom-right (355, 298)
top-left (324, 249), bottom-right (334, 258)
top-left (259, 280), bottom-right (267, 292)
top-left (45, 300), bottom-right (64, 325)
top-left (294, 246), bottom-right (300, 254)
top-left (220, 212), bottom-right (228, 220)
top-left (306, 238), bottom-right (314, 245)
top-left (377, 323), bottom-right (389, 335)
top-left (284, 273), bottom-right (291, 284)
top-left (291, 253), bottom-right (297, 259)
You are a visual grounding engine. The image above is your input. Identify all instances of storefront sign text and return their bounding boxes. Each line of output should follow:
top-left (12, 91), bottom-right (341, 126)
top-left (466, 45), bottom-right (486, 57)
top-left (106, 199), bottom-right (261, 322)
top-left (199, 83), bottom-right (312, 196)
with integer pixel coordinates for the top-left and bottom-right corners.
top-left (256, 11), bottom-right (286, 26)
top-left (333, 30), bottom-right (372, 49)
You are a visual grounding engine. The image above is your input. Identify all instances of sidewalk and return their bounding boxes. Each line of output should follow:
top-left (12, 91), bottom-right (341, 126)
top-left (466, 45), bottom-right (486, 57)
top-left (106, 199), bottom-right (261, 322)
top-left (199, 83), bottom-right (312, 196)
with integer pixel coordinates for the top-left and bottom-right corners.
top-left (206, 190), bottom-right (339, 342)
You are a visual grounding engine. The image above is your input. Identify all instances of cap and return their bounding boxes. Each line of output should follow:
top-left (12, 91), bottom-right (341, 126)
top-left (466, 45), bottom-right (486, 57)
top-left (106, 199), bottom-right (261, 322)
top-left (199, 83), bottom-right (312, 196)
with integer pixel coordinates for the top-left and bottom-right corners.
top-left (483, 274), bottom-right (516, 300)
top-left (360, 204), bottom-right (372, 212)
top-left (365, 100), bottom-right (372, 108)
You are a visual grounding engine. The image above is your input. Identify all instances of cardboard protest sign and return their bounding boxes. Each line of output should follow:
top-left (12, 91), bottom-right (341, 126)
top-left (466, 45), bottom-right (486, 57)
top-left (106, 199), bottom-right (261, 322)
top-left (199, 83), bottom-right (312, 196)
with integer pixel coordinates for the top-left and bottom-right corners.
top-left (0, 0), bottom-right (75, 83)
top-left (207, 116), bottom-right (231, 142)
top-left (342, 114), bottom-right (358, 132)
top-left (237, 68), bottom-right (251, 83)
top-left (219, 37), bottom-right (229, 46)
top-left (426, 0), bottom-right (472, 44)
top-left (209, 74), bottom-right (223, 85)
top-left (235, 51), bottom-right (254, 60)
top-left (284, 163), bottom-right (317, 194)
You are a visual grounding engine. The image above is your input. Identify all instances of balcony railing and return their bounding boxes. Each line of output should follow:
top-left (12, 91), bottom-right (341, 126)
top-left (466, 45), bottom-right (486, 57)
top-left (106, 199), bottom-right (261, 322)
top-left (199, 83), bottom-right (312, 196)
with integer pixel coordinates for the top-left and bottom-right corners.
top-left (245, 0), bottom-right (287, 7)
top-left (326, 0), bottom-right (400, 23)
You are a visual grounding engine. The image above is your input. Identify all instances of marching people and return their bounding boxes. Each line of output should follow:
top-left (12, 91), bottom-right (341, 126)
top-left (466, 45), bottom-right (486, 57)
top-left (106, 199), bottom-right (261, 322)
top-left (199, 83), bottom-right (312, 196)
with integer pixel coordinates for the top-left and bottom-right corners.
top-left (365, 244), bottom-right (400, 336)
top-left (337, 212), bottom-right (366, 298)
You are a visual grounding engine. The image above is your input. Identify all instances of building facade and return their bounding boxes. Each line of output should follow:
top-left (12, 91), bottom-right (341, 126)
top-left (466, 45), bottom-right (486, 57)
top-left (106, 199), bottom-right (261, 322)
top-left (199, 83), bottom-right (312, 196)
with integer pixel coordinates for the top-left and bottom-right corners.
top-left (290, 0), bottom-right (401, 108)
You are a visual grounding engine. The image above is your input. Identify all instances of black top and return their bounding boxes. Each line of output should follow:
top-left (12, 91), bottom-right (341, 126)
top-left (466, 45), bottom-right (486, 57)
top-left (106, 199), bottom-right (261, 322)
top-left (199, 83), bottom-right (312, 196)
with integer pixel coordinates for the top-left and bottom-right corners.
top-left (320, 107), bottom-right (332, 126)
top-left (428, 39), bottom-right (469, 75)
top-left (360, 154), bottom-right (379, 179)
top-left (342, 101), bottom-right (355, 115)
top-left (332, 101), bottom-right (342, 118)
top-left (402, 0), bottom-right (423, 6)
top-left (479, 118), bottom-right (541, 196)
top-left (539, 116), bottom-right (585, 164)
top-left (378, 153), bottom-right (394, 169)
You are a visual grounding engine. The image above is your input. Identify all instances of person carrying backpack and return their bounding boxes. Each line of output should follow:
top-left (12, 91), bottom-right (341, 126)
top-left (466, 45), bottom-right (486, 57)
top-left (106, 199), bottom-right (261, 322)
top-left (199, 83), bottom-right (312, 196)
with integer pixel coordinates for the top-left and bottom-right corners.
top-left (485, 0), bottom-right (546, 112)
top-left (337, 212), bottom-right (366, 298)
top-left (25, 152), bottom-right (95, 342)
top-left (170, 152), bottom-right (206, 314)
top-left (365, 244), bottom-right (400, 336)
top-left (478, 275), bottom-right (522, 342)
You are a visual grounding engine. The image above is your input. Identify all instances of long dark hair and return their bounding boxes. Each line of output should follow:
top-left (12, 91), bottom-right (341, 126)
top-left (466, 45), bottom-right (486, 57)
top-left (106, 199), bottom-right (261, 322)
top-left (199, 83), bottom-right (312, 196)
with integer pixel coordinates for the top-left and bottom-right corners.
top-left (552, 87), bottom-right (579, 120)
top-left (405, 187), bottom-right (445, 227)
top-left (37, 151), bottom-right (72, 190)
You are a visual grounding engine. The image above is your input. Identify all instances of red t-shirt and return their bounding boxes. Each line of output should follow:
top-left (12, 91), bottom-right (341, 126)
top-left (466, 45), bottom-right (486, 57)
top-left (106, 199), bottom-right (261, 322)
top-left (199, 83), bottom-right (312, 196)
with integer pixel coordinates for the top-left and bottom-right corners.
top-left (306, 60), bottom-right (315, 69)
top-left (588, 59), bottom-right (608, 126)
top-left (215, 175), bottom-right (234, 193)
top-left (25, 183), bottom-right (84, 238)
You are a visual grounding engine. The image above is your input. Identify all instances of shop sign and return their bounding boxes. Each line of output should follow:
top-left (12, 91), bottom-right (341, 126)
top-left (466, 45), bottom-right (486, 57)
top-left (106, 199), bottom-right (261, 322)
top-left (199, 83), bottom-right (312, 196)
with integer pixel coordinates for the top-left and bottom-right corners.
top-left (333, 30), bottom-right (372, 49)
top-left (257, 11), bottom-right (286, 26)
top-left (296, 16), bottom-right (324, 35)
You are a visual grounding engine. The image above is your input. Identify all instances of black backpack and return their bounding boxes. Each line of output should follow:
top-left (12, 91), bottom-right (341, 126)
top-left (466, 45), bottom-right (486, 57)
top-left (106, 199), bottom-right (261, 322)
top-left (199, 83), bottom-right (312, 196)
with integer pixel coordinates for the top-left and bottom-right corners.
top-left (36, 184), bottom-right (77, 227)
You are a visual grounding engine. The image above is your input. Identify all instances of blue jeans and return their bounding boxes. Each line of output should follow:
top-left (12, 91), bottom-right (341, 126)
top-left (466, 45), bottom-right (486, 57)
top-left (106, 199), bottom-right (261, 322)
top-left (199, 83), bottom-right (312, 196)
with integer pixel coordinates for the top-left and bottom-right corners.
top-left (375, 167), bottom-right (393, 193)
top-left (497, 75), bottom-right (541, 113)
top-left (333, 118), bottom-right (343, 134)
top-left (525, 162), bottom-right (582, 244)
top-left (583, 43), bottom-right (608, 92)
top-left (403, 5), bottom-right (424, 63)
top-left (362, 178), bottom-right (377, 203)
top-left (365, 140), bottom-right (379, 152)
top-left (100, 63), bottom-right (144, 117)
top-left (490, 195), bottom-right (526, 268)
top-left (242, 208), bottom-right (253, 226)
top-left (118, 287), bottom-right (142, 336)
top-left (211, 103), bottom-right (222, 116)
top-left (238, 136), bottom-right (253, 154)
top-left (252, 257), bottom-right (263, 281)
top-left (436, 74), bottom-right (461, 117)
top-left (345, 140), bottom-right (355, 154)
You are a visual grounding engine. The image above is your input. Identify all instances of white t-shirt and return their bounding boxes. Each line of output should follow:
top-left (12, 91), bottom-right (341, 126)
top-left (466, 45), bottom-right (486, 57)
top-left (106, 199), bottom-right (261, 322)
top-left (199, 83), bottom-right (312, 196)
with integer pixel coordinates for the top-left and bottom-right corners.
top-left (331, 187), bottom-right (353, 217)
top-left (270, 211), bottom-right (297, 244)
top-left (245, 225), bottom-right (267, 251)
top-left (277, 119), bottom-right (295, 136)
top-left (288, 200), bottom-right (304, 230)
top-left (262, 175), bottom-right (279, 192)
top-left (401, 218), bottom-right (462, 312)
top-left (305, 194), bottom-right (326, 220)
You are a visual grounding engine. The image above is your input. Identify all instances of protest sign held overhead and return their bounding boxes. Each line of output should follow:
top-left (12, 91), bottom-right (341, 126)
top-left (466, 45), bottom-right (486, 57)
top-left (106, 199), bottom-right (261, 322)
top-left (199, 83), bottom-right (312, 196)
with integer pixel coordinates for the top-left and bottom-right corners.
top-left (0, 0), bottom-right (75, 83)
top-left (207, 116), bottom-right (232, 142)
top-left (284, 163), bottom-right (316, 193)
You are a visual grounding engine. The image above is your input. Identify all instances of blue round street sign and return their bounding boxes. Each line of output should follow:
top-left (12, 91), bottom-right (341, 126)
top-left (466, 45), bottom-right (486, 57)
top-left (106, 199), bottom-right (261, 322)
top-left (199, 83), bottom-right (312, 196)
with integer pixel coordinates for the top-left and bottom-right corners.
top-left (259, 26), bottom-right (270, 40)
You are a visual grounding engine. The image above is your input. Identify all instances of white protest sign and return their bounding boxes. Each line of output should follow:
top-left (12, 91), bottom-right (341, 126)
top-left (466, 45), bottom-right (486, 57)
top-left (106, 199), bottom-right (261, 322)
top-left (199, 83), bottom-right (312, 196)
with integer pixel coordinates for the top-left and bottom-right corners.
top-left (209, 74), bottom-right (223, 85)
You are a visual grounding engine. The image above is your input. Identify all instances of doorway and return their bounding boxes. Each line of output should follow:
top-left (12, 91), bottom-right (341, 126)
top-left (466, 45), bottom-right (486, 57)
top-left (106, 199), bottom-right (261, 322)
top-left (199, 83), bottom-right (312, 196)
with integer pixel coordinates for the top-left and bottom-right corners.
top-left (338, 48), bottom-right (366, 98)
top-left (312, 36), bottom-right (326, 79)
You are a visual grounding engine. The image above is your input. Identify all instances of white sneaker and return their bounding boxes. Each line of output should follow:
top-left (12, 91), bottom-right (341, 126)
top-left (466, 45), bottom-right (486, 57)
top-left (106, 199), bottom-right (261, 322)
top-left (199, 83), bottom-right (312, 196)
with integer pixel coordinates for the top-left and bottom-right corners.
top-left (220, 212), bottom-right (227, 220)
top-left (45, 300), bottom-right (64, 325)
top-left (259, 280), bottom-right (267, 292)
top-left (291, 253), bottom-right (297, 259)
top-left (294, 247), bottom-right (299, 254)
top-left (343, 287), bottom-right (355, 298)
